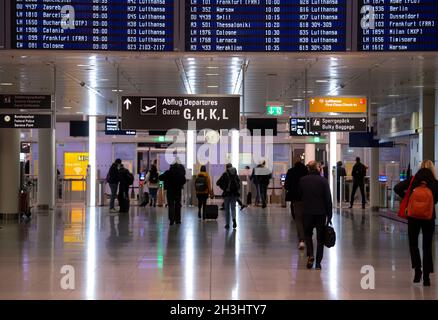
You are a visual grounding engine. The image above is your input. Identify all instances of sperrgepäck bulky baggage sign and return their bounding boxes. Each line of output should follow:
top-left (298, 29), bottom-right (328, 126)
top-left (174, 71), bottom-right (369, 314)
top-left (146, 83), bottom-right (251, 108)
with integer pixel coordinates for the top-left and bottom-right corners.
top-left (121, 96), bottom-right (240, 131)
top-left (0, 94), bottom-right (52, 110)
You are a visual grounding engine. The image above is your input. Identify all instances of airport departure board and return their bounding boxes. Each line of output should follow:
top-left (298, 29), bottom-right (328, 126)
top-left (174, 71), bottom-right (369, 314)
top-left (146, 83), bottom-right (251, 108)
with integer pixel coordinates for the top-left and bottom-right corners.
top-left (358, 0), bottom-right (438, 51)
top-left (185, 0), bottom-right (347, 52)
top-left (11, 0), bottom-right (174, 51)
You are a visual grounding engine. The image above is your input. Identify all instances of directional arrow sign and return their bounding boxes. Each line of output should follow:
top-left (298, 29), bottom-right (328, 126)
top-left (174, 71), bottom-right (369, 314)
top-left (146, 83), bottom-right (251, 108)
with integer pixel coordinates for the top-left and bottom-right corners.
top-left (123, 98), bottom-right (132, 111)
top-left (309, 117), bottom-right (368, 133)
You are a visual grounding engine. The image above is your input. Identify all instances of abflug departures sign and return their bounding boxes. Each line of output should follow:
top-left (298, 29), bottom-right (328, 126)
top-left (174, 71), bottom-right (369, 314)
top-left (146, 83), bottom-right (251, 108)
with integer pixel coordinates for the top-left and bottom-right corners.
top-left (121, 96), bottom-right (240, 131)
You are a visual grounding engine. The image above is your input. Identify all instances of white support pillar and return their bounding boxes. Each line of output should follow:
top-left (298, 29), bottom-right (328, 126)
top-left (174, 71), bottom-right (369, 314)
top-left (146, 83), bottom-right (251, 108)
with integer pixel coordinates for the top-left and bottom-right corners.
top-left (329, 132), bottom-right (337, 200)
top-left (305, 143), bottom-right (316, 164)
top-left (88, 116), bottom-right (97, 207)
top-left (37, 128), bottom-right (55, 210)
top-left (0, 129), bottom-right (20, 218)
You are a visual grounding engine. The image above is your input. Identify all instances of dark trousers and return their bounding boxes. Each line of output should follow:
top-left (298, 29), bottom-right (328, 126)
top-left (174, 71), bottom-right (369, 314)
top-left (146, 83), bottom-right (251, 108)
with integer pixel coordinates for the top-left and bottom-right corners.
top-left (408, 218), bottom-right (435, 274)
top-left (197, 193), bottom-right (208, 217)
top-left (304, 215), bottom-right (327, 264)
top-left (149, 188), bottom-right (158, 205)
top-left (260, 184), bottom-right (268, 205)
top-left (350, 180), bottom-right (366, 206)
top-left (117, 186), bottom-right (130, 213)
top-left (167, 190), bottom-right (182, 223)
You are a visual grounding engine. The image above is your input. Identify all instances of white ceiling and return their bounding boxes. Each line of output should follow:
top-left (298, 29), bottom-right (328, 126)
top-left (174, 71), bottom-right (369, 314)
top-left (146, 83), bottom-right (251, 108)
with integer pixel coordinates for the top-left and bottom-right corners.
top-left (0, 50), bottom-right (437, 119)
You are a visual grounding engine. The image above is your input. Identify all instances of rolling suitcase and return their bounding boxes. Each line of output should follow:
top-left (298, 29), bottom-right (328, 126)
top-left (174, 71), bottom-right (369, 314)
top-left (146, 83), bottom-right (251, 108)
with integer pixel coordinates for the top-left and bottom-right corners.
top-left (119, 192), bottom-right (130, 213)
top-left (19, 190), bottom-right (31, 218)
top-left (204, 204), bottom-right (219, 220)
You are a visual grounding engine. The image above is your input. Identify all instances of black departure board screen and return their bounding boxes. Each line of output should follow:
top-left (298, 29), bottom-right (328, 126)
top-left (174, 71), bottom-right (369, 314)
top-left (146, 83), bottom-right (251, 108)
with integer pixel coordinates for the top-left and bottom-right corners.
top-left (358, 0), bottom-right (438, 51)
top-left (11, 0), bottom-right (174, 51)
top-left (185, 0), bottom-right (347, 52)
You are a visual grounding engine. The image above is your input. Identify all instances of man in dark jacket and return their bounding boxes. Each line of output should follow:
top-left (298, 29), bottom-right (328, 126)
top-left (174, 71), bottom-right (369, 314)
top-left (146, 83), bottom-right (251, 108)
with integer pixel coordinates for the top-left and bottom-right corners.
top-left (255, 161), bottom-right (272, 208)
top-left (118, 164), bottom-right (133, 213)
top-left (336, 161), bottom-right (347, 203)
top-left (159, 162), bottom-right (186, 226)
top-left (107, 159), bottom-right (121, 213)
top-left (299, 161), bottom-right (333, 270)
top-left (217, 164), bottom-right (241, 229)
top-left (284, 156), bottom-right (309, 250)
top-left (350, 157), bottom-right (367, 209)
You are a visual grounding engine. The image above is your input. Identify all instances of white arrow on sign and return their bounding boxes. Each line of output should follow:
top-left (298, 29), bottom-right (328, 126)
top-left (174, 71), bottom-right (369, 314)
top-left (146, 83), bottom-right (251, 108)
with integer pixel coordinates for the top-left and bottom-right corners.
top-left (360, 118), bottom-right (366, 123)
top-left (124, 98), bottom-right (132, 111)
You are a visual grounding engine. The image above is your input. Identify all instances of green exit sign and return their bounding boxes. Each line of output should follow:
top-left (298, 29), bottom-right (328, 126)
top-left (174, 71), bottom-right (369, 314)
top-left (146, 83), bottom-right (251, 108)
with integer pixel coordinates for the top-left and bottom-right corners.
top-left (154, 136), bottom-right (168, 143)
top-left (266, 106), bottom-right (284, 116)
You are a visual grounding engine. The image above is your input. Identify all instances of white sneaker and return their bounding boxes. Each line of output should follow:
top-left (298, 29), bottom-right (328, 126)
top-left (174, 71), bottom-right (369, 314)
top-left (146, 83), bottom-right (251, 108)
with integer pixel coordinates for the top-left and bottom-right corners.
top-left (299, 241), bottom-right (305, 250)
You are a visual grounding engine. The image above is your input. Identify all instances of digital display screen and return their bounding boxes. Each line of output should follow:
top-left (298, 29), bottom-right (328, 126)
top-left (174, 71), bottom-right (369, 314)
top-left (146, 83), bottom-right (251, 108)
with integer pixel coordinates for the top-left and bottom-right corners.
top-left (290, 118), bottom-right (320, 136)
top-left (12, 0), bottom-right (174, 51)
top-left (105, 117), bottom-right (136, 136)
top-left (186, 0), bottom-right (347, 52)
top-left (358, 0), bottom-right (438, 51)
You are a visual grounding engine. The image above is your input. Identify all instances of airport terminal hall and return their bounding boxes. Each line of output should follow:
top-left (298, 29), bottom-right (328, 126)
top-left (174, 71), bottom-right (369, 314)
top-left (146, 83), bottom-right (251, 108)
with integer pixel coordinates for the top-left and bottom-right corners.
top-left (3, 0), bottom-right (438, 304)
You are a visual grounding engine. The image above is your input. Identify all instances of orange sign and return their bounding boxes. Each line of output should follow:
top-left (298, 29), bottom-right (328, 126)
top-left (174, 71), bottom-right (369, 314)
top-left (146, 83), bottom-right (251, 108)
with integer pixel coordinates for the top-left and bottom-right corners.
top-left (309, 97), bottom-right (367, 113)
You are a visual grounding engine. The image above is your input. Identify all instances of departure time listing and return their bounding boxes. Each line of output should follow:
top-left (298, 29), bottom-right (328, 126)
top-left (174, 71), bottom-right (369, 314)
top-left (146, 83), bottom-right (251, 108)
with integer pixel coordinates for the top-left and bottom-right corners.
top-left (185, 0), bottom-right (347, 52)
top-left (359, 0), bottom-right (438, 51)
top-left (12, 0), bottom-right (174, 51)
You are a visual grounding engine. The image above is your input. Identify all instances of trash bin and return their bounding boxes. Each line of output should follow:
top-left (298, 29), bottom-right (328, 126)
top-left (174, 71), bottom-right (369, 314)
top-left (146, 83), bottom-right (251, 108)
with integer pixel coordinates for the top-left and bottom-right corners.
top-left (98, 180), bottom-right (106, 207)
top-left (379, 183), bottom-right (388, 208)
top-left (241, 181), bottom-right (249, 205)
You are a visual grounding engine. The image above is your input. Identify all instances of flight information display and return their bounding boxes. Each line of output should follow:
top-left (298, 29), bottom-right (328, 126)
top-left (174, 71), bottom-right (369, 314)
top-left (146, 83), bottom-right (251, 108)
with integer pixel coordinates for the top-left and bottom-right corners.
top-left (358, 0), bottom-right (438, 51)
top-left (185, 0), bottom-right (347, 52)
top-left (11, 0), bottom-right (174, 51)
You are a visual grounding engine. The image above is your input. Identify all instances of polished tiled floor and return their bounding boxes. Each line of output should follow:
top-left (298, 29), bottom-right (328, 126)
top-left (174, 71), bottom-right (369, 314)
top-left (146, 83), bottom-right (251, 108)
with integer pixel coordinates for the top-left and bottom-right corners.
top-left (0, 202), bottom-right (437, 300)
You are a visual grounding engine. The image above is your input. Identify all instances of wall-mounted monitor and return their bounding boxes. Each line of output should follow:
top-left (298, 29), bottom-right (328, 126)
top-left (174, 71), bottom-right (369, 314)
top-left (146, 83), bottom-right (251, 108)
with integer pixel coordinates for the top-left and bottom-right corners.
top-left (246, 118), bottom-right (277, 136)
top-left (69, 120), bottom-right (89, 137)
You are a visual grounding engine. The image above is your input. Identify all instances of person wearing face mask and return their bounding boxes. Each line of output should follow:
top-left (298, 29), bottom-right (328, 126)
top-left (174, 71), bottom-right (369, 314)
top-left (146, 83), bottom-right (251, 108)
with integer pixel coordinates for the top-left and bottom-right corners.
top-left (107, 159), bottom-right (122, 214)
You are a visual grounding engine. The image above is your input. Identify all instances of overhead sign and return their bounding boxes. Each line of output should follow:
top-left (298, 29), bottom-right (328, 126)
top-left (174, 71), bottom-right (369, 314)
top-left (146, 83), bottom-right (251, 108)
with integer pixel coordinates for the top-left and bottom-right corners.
top-left (267, 106), bottom-right (284, 116)
top-left (121, 96), bottom-right (240, 131)
top-left (290, 118), bottom-right (320, 137)
top-left (310, 97), bottom-right (367, 114)
top-left (0, 95), bottom-right (52, 110)
top-left (310, 117), bottom-right (368, 133)
top-left (0, 114), bottom-right (51, 129)
top-left (105, 117), bottom-right (136, 136)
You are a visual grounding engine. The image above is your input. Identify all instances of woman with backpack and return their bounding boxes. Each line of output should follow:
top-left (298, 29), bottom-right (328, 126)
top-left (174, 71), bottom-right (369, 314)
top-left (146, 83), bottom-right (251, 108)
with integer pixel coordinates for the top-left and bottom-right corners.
top-left (394, 161), bottom-right (438, 287)
top-left (195, 165), bottom-right (214, 220)
top-left (145, 164), bottom-right (159, 207)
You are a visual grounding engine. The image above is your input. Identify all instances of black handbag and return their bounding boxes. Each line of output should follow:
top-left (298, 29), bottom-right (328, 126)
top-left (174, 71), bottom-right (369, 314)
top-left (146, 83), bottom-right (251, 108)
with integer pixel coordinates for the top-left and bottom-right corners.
top-left (324, 222), bottom-right (336, 248)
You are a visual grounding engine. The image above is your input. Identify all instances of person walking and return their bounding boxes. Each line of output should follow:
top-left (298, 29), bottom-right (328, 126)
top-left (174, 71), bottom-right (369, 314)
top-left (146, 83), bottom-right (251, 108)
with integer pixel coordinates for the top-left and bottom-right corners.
top-left (336, 161), bottom-right (347, 203)
top-left (145, 164), bottom-right (159, 207)
top-left (217, 163), bottom-right (241, 229)
top-left (394, 160), bottom-right (438, 286)
top-left (299, 161), bottom-right (333, 270)
top-left (256, 161), bottom-right (272, 209)
top-left (195, 165), bottom-right (214, 220)
top-left (107, 159), bottom-right (121, 213)
top-left (349, 157), bottom-right (367, 209)
top-left (251, 164), bottom-right (262, 206)
top-left (284, 156), bottom-right (309, 250)
top-left (159, 162), bottom-right (186, 226)
top-left (117, 164), bottom-right (134, 214)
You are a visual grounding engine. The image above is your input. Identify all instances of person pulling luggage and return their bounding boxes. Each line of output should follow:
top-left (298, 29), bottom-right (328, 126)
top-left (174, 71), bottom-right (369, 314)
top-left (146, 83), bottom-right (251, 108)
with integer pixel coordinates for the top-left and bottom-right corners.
top-left (217, 163), bottom-right (241, 229)
top-left (195, 165), bottom-right (214, 220)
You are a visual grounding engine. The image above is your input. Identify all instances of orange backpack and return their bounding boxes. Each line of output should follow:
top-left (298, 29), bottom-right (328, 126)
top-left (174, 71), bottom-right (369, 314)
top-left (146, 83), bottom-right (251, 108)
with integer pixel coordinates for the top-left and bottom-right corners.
top-left (407, 182), bottom-right (434, 220)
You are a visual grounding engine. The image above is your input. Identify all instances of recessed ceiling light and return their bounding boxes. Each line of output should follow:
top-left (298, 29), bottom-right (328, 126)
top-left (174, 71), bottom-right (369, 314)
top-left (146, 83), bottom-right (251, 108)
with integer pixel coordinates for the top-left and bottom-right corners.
top-left (100, 78), bottom-right (109, 81)
top-left (76, 111), bottom-right (84, 114)
top-left (316, 80), bottom-right (329, 83)
top-left (206, 66), bottom-right (219, 69)
top-left (207, 85), bottom-right (219, 88)
top-left (0, 82), bottom-right (13, 86)
top-left (292, 98), bottom-right (303, 102)
top-left (303, 90), bottom-right (314, 94)
top-left (77, 64), bottom-right (94, 67)
top-left (63, 106), bottom-right (72, 109)
top-left (388, 94), bottom-right (400, 97)
top-left (413, 85), bottom-right (424, 88)
top-left (112, 89), bottom-right (123, 92)
top-left (206, 74), bottom-right (220, 76)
